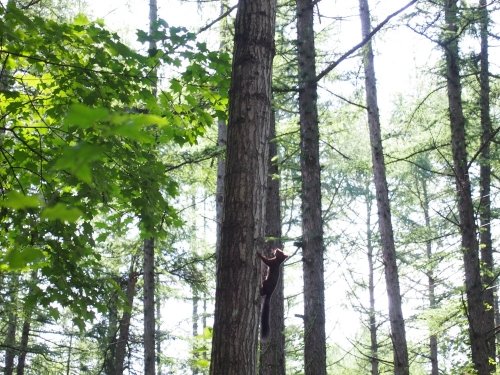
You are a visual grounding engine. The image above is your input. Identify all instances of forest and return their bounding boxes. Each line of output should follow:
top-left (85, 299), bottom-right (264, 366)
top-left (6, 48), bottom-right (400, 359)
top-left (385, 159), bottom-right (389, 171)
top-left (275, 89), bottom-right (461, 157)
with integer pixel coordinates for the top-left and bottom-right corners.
top-left (0, 0), bottom-right (499, 374)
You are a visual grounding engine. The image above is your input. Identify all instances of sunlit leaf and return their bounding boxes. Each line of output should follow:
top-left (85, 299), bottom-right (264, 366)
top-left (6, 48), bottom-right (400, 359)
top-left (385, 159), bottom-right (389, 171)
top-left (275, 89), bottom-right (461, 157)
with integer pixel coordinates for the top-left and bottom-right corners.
top-left (0, 191), bottom-right (41, 209)
top-left (42, 203), bottom-right (83, 222)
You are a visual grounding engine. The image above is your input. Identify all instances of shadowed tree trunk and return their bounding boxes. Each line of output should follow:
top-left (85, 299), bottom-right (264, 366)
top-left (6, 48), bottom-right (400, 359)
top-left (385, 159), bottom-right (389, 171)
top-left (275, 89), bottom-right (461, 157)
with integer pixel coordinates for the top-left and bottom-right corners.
top-left (144, 0), bottom-right (158, 373)
top-left (296, 0), bottom-right (327, 374)
top-left (478, 0), bottom-right (495, 367)
top-left (4, 275), bottom-right (19, 375)
top-left (358, 0), bottom-right (409, 373)
top-left (209, 0), bottom-right (277, 373)
top-left (115, 258), bottom-right (139, 375)
top-left (16, 318), bottom-right (30, 375)
top-left (443, 1), bottom-right (491, 373)
top-left (16, 272), bottom-right (37, 375)
top-left (259, 110), bottom-right (286, 375)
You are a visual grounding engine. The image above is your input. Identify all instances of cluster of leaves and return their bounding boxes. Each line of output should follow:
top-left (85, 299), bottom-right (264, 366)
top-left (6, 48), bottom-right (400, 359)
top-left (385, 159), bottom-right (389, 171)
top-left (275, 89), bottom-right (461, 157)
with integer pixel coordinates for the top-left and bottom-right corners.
top-left (0, 1), bottom-right (230, 327)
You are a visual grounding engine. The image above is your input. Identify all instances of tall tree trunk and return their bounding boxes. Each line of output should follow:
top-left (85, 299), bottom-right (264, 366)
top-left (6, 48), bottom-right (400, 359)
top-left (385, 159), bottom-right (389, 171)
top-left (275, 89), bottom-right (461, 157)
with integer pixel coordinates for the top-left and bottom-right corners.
top-left (259, 110), bottom-right (286, 375)
top-left (209, 0), bottom-right (276, 373)
top-left (15, 311), bottom-right (31, 375)
top-left (215, 0), bottom-right (228, 256)
top-left (4, 275), bottom-right (19, 375)
top-left (443, 1), bottom-right (491, 373)
top-left (104, 281), bottom-right (119, 374)
top-left (478, 0), bottom-right (496, 368)
top-left (192, 287), bottom-right (200, 375)
top-left (143, 237), bottom-right (155, 375)
top-left (295, 1), bottom-right (327, 374)
top-left (4, 311), bottom-right (17, 375)
top-left (365, 185), bottom-right (379, 375)
top-left (144, 0), bottom-right (159, 373)
top-left (419, 175), bottom-right (439, 375)
top-left (215, 116), bottom-right (227, 254)
top-left (358, 0), bottom-right (409, 373)
top-left (115, 259), bottom-right (139, 375)
top-left (16, 271), bottom-right (37, 375)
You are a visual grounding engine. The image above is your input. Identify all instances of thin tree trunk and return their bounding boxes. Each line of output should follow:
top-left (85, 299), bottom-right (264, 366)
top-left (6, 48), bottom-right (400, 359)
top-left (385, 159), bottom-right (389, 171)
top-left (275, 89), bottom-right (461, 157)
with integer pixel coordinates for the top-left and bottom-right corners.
top-left (295, 1), bottom-right (327, 374)
top-left (4, 275), bottom-right (18, 375)
top-left (259, 110), bottom-right (286, 375)
top-left (443, 1), bottom-right (490, 373)
top-left (143, 237), bottom-right (155, 375)
top-left (4, 310), bottom-right (17, 375)
top-left (215, 117), bottom-right (227, 254)
top-left (192, 287), bottom-right (200, 375)
top-left (365, 185), bottom-right (379, 375)
top-left (15, 313), bottom-right (31, 375)
top-left (209, 0), bottom-right (276, 373)
top-left (420, 175), bottom-right (439, 375)
top-left (115, 259), bottom-right (139, 375)
top-left (358, 0), bottom-right (409, 373)
top-left (16, 271), bottom-right (38, 375)
top-left (478, 0), bottom-right (496, 368)
top-left (144, 0), bottom-right (158, 373)
top-left (104, 281), bottom-right (119, 374)
top-left (215, 0), bottom-right (228, 256)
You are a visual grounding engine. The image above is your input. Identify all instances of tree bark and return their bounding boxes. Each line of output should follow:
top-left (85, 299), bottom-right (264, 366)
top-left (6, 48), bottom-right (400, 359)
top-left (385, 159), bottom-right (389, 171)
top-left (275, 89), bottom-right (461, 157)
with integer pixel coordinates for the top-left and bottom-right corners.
top-left (419, 174), bottom-right (439, 375)
top-left (478, 0), bottom-right (496, 368)
top-left (16, 313), bottom-right (31, 375)
top-left (144, 0), bottom-right (158, 373)
top-left (358, 0), bottom-right (409, 373)
top-left (115, 260), bottom-right (139, 375)
top-left (143, 237), bottom-right (155, 375)
top-left (295, 1), bottom-right (327, 374)
top-left (443, 1), bottom-right (491, 373)
top-left (209, 0), bottom-right (276, 373)
top-left (365, 184), bottom-right (379, 375)
top-left (3, 275), bottom-right (18, 375)
top-left (259, 110), bottom-right (286, 375)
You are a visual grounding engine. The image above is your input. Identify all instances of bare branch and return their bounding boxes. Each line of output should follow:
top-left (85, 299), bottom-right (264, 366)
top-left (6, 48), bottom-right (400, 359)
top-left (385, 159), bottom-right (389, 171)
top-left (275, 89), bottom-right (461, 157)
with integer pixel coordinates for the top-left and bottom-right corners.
top-left (316, 0), bottom-right (418, 82)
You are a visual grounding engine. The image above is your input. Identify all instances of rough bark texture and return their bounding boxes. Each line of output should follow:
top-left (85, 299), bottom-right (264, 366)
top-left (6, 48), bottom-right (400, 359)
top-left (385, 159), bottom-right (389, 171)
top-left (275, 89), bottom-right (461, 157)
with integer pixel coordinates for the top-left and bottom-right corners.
top-left (296, 1), bottom-right (327, 374)
top-left (215, 117), bottom-right (227, 254)
top-left (443, 1), bottom-right (491, 373)
top-left (365, 188), bottom-right (379, 375)
top-left (115, 261), bottom-right (138, 375)
top-left (478, 0), bottom-right (496, 368)
top-left (358, 0), bottom-right (409, 373)
top-left (209, 0), bottom-right (276, 373)
top-left (259, 111), bottom-right (286, 375)
top-left (16, 315), bottom-right (30, 375)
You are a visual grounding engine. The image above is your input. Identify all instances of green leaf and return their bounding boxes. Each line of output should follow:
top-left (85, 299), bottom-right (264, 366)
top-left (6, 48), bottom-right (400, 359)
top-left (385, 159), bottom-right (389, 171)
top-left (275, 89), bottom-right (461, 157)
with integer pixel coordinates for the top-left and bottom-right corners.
top-left (5, 246), bottom-right (45, 270)
top-left (0, 191), bottom-right (41, 209)
top-left (64, 104), bottom-right (109, 129)
top-left (73, 13), bottom-right (89, 26)
top-left (54, 143), bottom-right (104, 183)
top-left (42, 203), bottom-right (83, 222)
